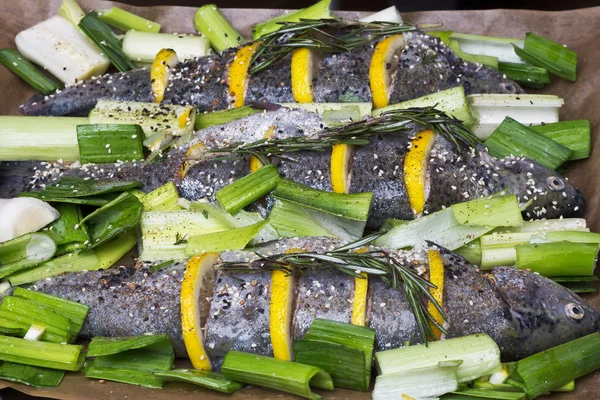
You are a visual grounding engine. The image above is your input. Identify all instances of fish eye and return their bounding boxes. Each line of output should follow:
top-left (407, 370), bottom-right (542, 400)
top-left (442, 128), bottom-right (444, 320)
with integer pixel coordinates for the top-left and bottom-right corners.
top-left (547, 176), bottom-right (565, 191)
top-left (565, 303), bottom-right (585, 320)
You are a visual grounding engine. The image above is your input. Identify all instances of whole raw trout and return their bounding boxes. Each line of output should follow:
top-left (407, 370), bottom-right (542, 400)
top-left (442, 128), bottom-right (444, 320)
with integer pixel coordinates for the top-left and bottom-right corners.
top-left (25, 237), bottom-right (600, 369)
top-left (19, 30), bottom-right (522, 117)
top-left (10, 107), bottom-right (582, 227)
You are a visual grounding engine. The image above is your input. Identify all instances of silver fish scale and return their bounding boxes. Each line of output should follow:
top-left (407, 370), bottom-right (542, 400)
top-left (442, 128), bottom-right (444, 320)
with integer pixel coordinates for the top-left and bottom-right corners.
top-left (293, 269), bottom-right (354, 340)
top-left (204, 270), bottom-right (272, 369)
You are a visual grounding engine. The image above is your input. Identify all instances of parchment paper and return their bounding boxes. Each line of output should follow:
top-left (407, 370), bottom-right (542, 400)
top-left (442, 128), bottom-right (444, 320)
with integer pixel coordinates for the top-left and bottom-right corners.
top-left (0, 1), bottom-right (599, 398)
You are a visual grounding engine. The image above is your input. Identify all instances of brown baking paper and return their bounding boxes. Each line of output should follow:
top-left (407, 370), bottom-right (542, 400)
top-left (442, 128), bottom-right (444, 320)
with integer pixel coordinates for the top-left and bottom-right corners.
top-left (0, 1), bottom-right (599, 398)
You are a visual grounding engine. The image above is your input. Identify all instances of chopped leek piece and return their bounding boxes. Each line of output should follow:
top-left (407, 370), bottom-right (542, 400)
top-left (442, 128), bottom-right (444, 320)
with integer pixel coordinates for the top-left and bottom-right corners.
top-left (86, 334), bottom-right (174, 388)
top-left (44, 203), bottom-right (89, 247)
top-left (372, 86), bottom-right (474, 126)
top-left (77, 124), bottom-right (145, 163)
top-left (97, 7), bottom-right (161, 33)
top-left (322, 106), bottom-right (362, 126)
top-left (154, 369), bottom-right (243, 393)
top-left (89, 100), bottom-right (196, 139)
top-left (222, 350), bottom-right (334, 400)
top-left (17, 15), bottom-right (109, 84)
top-left (1, 296), bottom-right (73, 343)
top-left (484, 117), bottom-right (572, 170)
top-left (140, 182), bottom-right (181, 211)
top-left (24, 324), bottom-right (46, 341)
top-left (449, 32), bottom-right (524, 64)
top-left (360, 6), bottom-right (403, 24)
top-left (0, 48), bottom-right (61, 95)
top-left (21, 177), bottom-right (141, 199)
top-left (7, 230), bottom-right (136, 286)
top-left (87, 334), bottom-right (172, 356)
top-left (78, 11), bottom-right (136, 72)
top-left (0, 335), bottom-right (84, 371)
top-left (252, 0), bottom-right (332, 40)
top-left (373, 364), bottom-right (460, 400)
top-left (508, 333), bottom-right (600, 398)
top-left (448, 39), bottom-right (499, 69)
top-left (468, 94), bottom-right (562, 140)
top-left (515, 241), bottom-right (597, 277)
top-left (122, 31), bottom-right (210, 63)
top-left (185, 221), bottom-right (267, 255)
top-left (216, 165), bottom-right (280, 214)
top-left (0, 362), bottom-right (64, 388)
top-left (7, 250), bottom-right (97, 287)
top-left (0, 116), bottom-right (87, 162)
top-left (269, 198), bottom-right (367, 241)
top-left (513, 33), bottom-right (577, 81)
top-left (294, 319), bottom-right (375, 391)
top-left (455, 240), bottom-right (482, 265)
top-left (0, 232), bottom-right (56, 268)
top-left (78, 192), bottom-right (143, 248)
top-left (13, 287), bottom-right (89, 337)
top-left (529, 120), bottom-right (591, 160)
top-left (280, 102), bottom-right (373, 119)
top-left (139, 210), bottom-right (231, 261)
top-left (57, 0), bottom-right (86, 26)
top-left (376, 334), bottom-right (502, 383)
top-left (194, 4), bottom-right (245, 51)
top-left (379, 218), bottom-right (408, 232)
top-left (498, 62), bottom-right (550, 89)
top-left (273, 179), bottom-right (372, 221)
top-left (195, 106), bottom-right (261, 130)
top-left (375, 207), bottom-right (493, 250)
top-left (452, 195), bottom-right (523, 227)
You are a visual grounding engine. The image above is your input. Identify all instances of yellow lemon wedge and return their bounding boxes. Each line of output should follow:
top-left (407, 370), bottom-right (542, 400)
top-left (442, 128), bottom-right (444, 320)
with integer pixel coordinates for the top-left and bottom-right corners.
top-left (229, 42), bottom-right (261, 108)
top-left (427, 249), bottom-right (445, 340)
top-left (270, 269), bottom-right (294, 360)
top-left (291, 48), bottom-right (320, 103)
top-left (351, 248), bottom-right (369, 326)
top-left (151, 48), bottom-right (179, 103)
top-left (331, 144), bottom-right (354, 195)
top-left (351, 272), bottom-right (368, 326)
top-left (404, 130), bottom-right (436, 216)
top-left (181, 252), bottom-right (220, 370)
top-left (369, 35), bottom-right (405, 109)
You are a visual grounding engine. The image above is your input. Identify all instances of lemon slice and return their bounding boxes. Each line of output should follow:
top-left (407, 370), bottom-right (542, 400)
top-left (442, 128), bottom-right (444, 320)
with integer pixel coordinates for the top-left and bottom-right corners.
top-left (351, 248), bottom-right (369, 326)
top-left (351, 272), bottom-right (368, 326)
top-left (369, 35), bottom-right (405, 109)
top-left (330, 144), bottom-right (354, 194)
top-left (291, 48), bottom-right (320, 103)
top-left (151, 48), bottom-right (179, 103)
top-left (427, 249), bottom-right (445, 340)
top-left (270, 269), bottom-right (294, 360)
top-left (181, 252), bottom-right (220, 370)
top-left (229, 42), bottom-right (261, 108)
top-left (404, 130), bottom-right (436, 216)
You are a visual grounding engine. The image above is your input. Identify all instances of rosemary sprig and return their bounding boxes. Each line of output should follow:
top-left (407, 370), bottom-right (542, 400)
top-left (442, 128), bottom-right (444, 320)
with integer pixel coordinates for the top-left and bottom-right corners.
top-left (249, 18), bottom-right (415, 75)
top-left (216, 233), bottom-right (447, 343)
top-left (207, 107), bottom-right (481, 162)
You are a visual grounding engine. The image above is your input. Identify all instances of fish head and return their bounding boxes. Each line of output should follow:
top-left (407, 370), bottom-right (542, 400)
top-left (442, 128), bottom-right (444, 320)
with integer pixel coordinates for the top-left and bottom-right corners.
top-left (491, 266), bottom-right (600, 359)
top-left (492, 157), bottom-right (585, 219)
